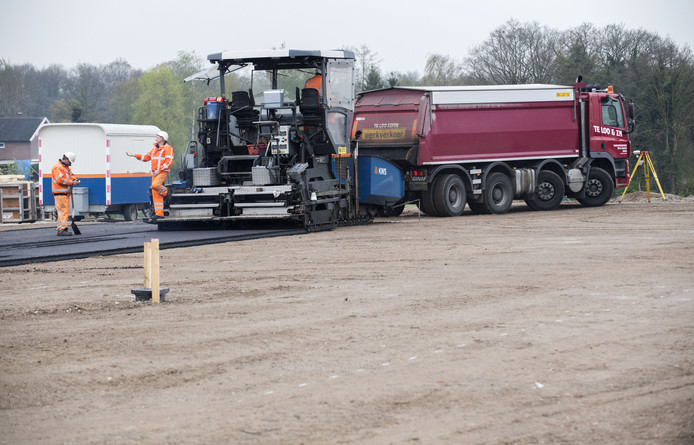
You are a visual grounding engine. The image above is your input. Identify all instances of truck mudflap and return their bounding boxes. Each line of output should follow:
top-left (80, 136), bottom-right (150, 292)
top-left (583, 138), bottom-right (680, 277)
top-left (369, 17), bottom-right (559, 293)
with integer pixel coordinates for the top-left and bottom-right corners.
top-left (357, 156), bottom-right (404, 205)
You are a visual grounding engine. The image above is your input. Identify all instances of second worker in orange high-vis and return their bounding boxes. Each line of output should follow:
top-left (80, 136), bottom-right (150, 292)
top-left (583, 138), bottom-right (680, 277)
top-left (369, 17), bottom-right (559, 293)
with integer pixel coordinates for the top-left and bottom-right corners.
top-left (126, 131), bottom-right (174, 221)
top-left (51, 152), bottom-right (80, 236)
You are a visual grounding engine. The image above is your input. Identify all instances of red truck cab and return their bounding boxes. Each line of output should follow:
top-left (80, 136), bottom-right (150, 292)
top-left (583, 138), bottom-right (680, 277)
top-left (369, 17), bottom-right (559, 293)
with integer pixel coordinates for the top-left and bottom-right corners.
top-left (585, 88), bottom-right (633, 188)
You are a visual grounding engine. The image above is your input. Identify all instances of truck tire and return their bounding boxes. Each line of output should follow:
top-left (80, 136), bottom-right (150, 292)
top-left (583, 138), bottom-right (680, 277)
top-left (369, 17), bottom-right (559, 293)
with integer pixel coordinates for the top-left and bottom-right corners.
top-left (123, 204), bottom-right (137, 221)
top-left (433, 174), bottom-right (466, 217)
top-left (482, 172), bottom-right (514, 214)
top-left (525, 170), bottom-right (565, 211)
top-left (577, 167), bottom-right (614, 207)
top-left (419, 186), bottom-right (437, 216)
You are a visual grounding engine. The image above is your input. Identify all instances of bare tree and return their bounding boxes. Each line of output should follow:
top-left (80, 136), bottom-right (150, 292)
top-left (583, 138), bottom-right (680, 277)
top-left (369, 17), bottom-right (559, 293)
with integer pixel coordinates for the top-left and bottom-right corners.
top-left (465, 19), bottom-right (560, 84)
top-left (554, 23), bottom-right (603, 83)
top-left (0, 61), bottom-right (68, 118)
top-left (0, 60), bottom-right (26, 116)
top-left (422, 54), bottom-right (463, 85)
top-left (352, 44), bottom-right (382, 91)
top-left (33, 65), bottom-right (69, 117)
top-left (389, 71), bottom-right (421, 87)
top-left (50, 64), bottom-right (104, 122)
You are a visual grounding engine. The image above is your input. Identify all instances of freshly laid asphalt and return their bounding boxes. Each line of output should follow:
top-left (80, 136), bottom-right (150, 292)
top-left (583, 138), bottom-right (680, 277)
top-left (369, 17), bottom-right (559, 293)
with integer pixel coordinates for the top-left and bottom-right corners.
top-left (0, 220), bottom-right (303, 267)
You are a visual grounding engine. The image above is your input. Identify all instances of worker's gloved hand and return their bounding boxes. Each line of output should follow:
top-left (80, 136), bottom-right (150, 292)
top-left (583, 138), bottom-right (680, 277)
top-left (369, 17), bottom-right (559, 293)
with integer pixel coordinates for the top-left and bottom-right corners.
top-left (73, 179), bottom-right (81, 185)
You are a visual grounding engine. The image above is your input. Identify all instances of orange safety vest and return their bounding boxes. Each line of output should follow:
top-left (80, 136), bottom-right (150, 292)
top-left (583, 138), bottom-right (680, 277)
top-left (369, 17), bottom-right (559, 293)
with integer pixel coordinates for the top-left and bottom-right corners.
top-left (304, 74), bottom-right (322, 91)
top-left (51, 160), bottom-right (78, 194)
top-left (135, 143), bottom-right (174, 173)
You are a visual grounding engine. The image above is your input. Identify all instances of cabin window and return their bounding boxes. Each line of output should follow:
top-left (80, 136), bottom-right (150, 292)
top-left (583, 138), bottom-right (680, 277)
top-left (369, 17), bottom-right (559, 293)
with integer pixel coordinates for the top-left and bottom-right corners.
top-left (601, 96), bottom-right (625, 128)
top-left (0, 142), bottom-right (5, 149)
top-left (326, 111), bottom-right (347, 146)
top-left (326, 59), bottom-right (354, 109)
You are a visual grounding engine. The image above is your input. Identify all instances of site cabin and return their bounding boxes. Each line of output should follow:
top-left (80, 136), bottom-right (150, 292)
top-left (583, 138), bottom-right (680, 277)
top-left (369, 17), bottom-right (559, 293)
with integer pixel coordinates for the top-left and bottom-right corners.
top-left (352, 83), bottom-right (634, 216)
top-left (38, 123), bottom-right (161, 221)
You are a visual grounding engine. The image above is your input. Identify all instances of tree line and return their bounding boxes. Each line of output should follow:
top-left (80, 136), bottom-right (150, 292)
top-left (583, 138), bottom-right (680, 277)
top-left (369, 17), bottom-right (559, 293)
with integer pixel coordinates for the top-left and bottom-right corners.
top-left (363, 21), bottom-right (694, 196)
top-left (1, 20), bottom-right (692, 195)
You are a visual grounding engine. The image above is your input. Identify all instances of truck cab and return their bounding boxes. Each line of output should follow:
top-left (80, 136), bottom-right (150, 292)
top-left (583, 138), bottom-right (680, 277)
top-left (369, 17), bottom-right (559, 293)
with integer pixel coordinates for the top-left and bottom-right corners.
top-left (584, 87), bottom-right (633, 188)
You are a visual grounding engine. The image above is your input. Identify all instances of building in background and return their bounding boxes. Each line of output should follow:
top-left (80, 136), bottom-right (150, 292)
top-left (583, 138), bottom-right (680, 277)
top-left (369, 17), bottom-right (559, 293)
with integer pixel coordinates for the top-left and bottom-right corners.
top-left (0, 117), bottom-right (49, 179)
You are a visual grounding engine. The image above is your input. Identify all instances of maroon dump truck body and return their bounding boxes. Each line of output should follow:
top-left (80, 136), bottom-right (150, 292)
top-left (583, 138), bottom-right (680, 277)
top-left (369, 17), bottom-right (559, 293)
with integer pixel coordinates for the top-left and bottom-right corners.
top-left (424, 90), bottom-right (579, 163)
top-left (352, 83), bottom-right (632, 215)
top-left (355, 85), bottom-right (586, 163)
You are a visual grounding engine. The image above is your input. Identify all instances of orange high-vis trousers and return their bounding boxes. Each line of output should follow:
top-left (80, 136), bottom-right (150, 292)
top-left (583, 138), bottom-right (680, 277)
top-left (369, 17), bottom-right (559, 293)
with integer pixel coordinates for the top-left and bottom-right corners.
top-left (55, 194), bottom-right (70, 232)
top-left (151, 172), bottom-right (168, 217)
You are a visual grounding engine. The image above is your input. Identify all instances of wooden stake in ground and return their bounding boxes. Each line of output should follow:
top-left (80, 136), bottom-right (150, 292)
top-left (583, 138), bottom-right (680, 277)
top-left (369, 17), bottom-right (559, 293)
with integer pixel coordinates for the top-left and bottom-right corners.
top-left (151, 239), bottom-right (160, 303)
top-left (132, 239), bottom-right (167, 303)
top-left (144, 241), bottom-right (151, 289)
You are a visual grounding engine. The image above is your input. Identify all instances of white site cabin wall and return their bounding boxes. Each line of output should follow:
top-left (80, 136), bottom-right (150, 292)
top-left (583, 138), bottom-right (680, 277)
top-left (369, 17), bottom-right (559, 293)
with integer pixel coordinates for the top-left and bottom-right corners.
top-left (39, 123), bottom-right (161, 218)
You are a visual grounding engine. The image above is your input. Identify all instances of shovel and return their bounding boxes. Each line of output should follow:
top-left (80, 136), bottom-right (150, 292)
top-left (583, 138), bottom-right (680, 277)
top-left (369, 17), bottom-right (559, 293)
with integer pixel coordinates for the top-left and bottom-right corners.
top-left (70, 186), bottom-right (82, 235)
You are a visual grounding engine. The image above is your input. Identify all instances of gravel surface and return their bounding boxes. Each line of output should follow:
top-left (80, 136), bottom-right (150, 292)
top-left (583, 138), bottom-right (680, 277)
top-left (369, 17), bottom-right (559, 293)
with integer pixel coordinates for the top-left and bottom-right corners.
top-left (1, 198), bottom-right (693, 444)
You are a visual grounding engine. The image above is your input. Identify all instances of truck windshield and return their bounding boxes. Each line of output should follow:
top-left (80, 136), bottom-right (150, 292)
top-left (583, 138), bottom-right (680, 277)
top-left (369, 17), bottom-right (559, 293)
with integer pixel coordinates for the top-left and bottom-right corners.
top-left (601, 96), bottom-right (625, 128)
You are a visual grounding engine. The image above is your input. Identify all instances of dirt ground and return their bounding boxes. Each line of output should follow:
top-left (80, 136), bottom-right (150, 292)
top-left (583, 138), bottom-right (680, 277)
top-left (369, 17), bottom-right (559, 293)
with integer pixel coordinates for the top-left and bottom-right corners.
top-left (1, 196), bottom-right (693, 444)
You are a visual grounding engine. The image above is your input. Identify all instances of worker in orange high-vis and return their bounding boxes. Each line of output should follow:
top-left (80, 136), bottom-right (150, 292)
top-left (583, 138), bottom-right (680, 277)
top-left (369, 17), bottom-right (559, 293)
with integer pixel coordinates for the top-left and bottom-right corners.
top-left (304, 71), bottom-right (322, 96)
top-left (126, 131), bottom-right (173, 221)
top-left (51, 152), bottom-right (80, 236)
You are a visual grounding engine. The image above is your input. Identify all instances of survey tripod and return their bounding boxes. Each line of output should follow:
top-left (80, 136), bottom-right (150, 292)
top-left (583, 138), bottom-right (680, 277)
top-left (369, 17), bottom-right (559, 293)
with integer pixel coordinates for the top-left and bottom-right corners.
top-left (619, 151), bottom-right (666, 203)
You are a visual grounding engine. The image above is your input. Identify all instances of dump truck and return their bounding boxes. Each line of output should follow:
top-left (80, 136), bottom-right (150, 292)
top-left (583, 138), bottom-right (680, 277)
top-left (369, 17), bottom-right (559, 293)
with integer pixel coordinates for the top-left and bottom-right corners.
top-left (351, 82), bottom-right (634, 216)
top-left (39, 123), bottom-right (161, 220)
top-left (163, 49), bottom-right (403, 230)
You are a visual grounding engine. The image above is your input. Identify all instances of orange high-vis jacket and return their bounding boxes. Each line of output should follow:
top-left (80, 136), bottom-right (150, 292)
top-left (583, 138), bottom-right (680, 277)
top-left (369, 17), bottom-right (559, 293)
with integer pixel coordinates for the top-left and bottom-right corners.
top-left (304, 74), bottom-right (322, 91)
top-left (51, 160), bottom-right (78, 194)
top-left (135, 143), bottom-right (174, 173)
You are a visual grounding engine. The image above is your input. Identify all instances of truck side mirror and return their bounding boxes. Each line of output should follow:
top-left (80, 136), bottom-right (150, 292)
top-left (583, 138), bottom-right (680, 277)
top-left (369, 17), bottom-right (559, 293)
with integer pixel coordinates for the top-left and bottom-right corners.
top-left (622, 102), bottom-right (636, 134)
top-left (624, 119), bottom-right (636, 134)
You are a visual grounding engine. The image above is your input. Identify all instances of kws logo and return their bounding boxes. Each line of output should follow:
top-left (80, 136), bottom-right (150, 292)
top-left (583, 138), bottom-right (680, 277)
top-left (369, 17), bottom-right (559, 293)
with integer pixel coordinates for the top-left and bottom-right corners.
top-left (374, 166), bottom-right (388, 175)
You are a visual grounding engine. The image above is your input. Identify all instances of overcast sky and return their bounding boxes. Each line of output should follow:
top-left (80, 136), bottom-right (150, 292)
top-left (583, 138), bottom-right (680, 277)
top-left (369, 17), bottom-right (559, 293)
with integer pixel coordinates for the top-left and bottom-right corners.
top-left (2, 0), bottom-right (693, 76)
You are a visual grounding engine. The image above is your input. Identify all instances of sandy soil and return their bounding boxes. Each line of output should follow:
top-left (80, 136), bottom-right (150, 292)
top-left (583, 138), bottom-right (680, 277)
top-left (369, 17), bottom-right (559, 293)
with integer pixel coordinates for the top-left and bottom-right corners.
top-left (1, 198), bottom-right (693, 444)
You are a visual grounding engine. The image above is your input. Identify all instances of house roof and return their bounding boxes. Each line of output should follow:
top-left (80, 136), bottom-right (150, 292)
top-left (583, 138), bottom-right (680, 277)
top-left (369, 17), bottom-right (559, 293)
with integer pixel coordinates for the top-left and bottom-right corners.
top-left (0, 117), bottom-right (49, 142)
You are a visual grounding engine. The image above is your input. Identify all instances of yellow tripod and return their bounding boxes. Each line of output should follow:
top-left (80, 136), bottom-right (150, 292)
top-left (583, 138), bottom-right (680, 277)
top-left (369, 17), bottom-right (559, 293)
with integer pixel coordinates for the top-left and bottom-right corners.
top-left (619, 151), bottom-right (666, 203)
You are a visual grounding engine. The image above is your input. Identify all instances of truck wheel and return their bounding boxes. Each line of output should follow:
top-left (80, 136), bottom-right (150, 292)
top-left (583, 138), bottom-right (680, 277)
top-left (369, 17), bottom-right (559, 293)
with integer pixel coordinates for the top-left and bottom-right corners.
top-left (419, 187), bottom-right (437, 216)
top-left (525, 171), bottom-right (565, 211)
top-left (482, 172), bottom-right (513, 214)
top-left (123, 204), bottom-right (137, 221)
top-left (433, 174), bottom-right (466, 217)
top-left (577, 167), bottom-right (614, 207)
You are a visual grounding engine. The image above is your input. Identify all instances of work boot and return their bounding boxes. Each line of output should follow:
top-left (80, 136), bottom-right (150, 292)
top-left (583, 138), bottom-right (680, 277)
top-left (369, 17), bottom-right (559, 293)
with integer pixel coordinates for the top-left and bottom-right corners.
top-left (149, 214), bottom-right (164, 222)
top-left (57, 230), bottom-right (72, 236)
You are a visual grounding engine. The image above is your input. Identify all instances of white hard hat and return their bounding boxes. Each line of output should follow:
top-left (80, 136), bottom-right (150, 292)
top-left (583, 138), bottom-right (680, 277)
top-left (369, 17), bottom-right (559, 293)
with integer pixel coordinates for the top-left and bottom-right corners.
top-left (63, 152), bottom-right (76, 163)
top-left (157, 131), bottom-right (169, 141)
